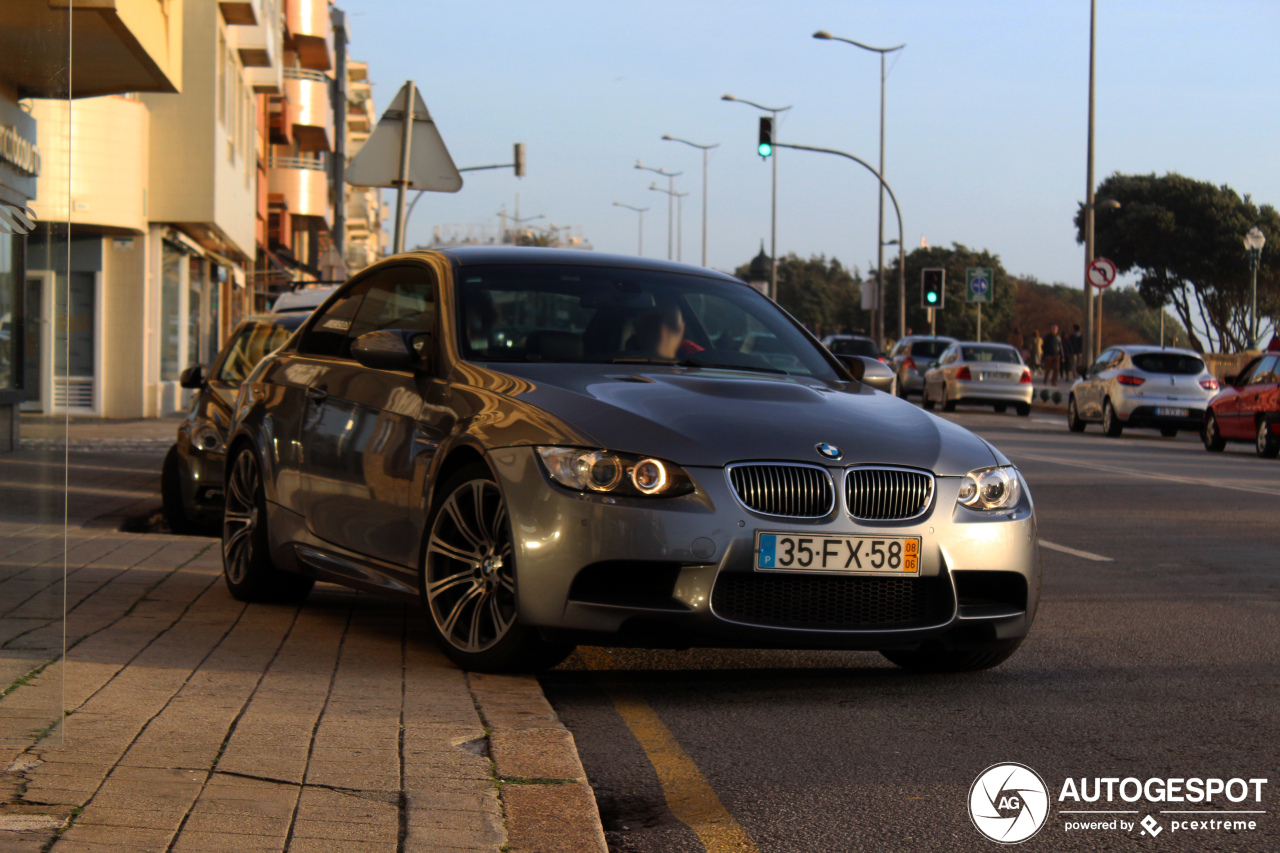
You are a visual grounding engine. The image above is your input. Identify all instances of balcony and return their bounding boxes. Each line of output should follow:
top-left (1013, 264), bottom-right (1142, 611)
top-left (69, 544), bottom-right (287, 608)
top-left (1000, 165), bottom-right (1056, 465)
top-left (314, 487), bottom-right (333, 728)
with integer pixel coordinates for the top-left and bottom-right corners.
top-left (285, 0), bottom-right (332, 71)
top-left (268, 95), bottom-right (292, 145)
top-left (283, 68), bottom-right (332, 152)
top-left (268, 155), bottom-right (329, 221)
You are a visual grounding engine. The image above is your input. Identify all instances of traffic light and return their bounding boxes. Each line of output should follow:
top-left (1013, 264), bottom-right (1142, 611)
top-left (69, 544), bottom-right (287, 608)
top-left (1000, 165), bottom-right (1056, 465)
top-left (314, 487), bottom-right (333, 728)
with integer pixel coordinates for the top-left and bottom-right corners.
top-left (921, 268), bottom-right (945, 309)
top-left (757, 116), bottom-right (773, 157)
top-left (513, 142), bottom-right (526, 177)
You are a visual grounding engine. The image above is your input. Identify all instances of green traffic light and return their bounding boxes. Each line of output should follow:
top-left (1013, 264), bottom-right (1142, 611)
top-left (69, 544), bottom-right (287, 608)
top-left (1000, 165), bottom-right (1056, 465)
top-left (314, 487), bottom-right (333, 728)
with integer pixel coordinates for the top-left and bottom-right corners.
top-left (926, 292), bottom-right (938, 304)
top-left (758, 143), bottom-right (772, 157)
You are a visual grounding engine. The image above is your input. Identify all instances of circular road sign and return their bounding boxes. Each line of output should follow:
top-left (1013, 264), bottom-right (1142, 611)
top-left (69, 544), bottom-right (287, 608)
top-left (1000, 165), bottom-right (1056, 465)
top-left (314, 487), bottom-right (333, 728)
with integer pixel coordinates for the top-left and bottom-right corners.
top-left (1087, 257), bottom-right (1117, 289)
top-left (971, 276), bottom-right (989, 294)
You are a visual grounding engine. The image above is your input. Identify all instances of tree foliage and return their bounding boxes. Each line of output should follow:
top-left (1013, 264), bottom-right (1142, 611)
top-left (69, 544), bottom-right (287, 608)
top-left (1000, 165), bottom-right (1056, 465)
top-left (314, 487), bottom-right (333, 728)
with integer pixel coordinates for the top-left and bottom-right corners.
top-left (733, 253), bottom-right (865, 331)
top-left (1074, 172), bottom-right (1279, 353)
top-left (1014, 277), bottom-right (1189, 349)
top-left (880, 244), bottom-right (1015, 341)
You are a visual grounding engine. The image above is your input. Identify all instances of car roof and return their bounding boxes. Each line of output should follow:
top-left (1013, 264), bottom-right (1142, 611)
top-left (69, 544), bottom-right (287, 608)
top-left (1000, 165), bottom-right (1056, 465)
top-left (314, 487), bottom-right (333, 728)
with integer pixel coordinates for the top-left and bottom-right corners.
top-left (903, 335), bottom-right (956, 343)
top-left (828, 334), bottom-right (874, 341)
top-left (954, 341), bottom-right (1018, 349)
top-left (1111, 344), bottom-right (1201, 357)
top-left (238, 312), bottom-right (308, 330)
top-left (390, 246), bottom-right (745, 285)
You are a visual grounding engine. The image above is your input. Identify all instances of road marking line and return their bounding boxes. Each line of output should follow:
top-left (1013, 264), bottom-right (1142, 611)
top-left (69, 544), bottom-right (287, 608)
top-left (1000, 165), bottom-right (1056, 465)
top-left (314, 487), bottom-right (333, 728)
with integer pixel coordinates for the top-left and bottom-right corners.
top-left (1039, 539), bottom-right (1113, 562)
top-left (579, 647), bottom-right (759, 853)
top-left (1013, 450), bottom-right (1280, 498)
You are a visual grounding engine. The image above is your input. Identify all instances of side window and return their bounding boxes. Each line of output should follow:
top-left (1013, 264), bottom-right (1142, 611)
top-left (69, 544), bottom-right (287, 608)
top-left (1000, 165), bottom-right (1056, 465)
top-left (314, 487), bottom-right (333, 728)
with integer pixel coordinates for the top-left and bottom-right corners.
top-left (1091, 349), bottom-right (1115, 374)
top-left (347, 265), bottom-right (437, 340)
top-left (296, 278), bottom-right (374, 358)
top-left (1250, 355), bottom-right (1279, 385)
top-left (216, 322), bottom-right (291, 384)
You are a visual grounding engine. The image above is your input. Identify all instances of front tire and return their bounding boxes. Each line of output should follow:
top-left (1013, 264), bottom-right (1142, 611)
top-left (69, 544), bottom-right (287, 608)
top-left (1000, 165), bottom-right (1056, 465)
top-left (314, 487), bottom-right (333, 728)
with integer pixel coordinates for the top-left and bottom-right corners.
top-left (1160, 426), bottom-right (1179, 438)
top-left (942, 384), bottom-right (956, 412)
top-left (422, 462), bottom-right (574, 673)
top-left (1202, 411), bottom-right (1226, 451)
top-left (163, 445), bottom-right (216, 536)
top-left (1067, 396), bottom-right (1086, 432)
top-left (222, 446), bottom-right (314, 603)
top-left (922, 383), bottom-right (936, 410)
top-left (1102, 398), bottom-right (1123, 437)
top-left (881, 638), bottom-right (1024, 673)
top-left (1257, 418), bottom-right (1280, 459)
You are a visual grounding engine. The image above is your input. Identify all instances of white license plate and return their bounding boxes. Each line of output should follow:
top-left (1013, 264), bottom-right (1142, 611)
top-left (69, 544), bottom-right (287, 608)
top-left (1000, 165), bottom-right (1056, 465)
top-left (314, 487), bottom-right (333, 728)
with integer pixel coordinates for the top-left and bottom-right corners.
top-left (1156, 407), bottom-right (1188, 417)
top-left (756, 532), bottom-right (920, 575)
top-left (978, 371), bottom-right (1007, 381)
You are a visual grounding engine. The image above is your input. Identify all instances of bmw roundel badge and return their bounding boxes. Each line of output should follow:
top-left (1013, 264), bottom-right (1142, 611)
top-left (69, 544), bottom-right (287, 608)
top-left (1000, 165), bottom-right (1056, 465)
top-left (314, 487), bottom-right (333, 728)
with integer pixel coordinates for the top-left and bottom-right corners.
top-left (815, 442), bottom-right (843, 460)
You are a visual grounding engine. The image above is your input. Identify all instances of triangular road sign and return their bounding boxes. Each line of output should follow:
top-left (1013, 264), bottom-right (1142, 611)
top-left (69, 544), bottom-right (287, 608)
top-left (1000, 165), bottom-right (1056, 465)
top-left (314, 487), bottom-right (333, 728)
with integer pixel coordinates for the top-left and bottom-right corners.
top-left (346, 82), bottom-right (463, 192)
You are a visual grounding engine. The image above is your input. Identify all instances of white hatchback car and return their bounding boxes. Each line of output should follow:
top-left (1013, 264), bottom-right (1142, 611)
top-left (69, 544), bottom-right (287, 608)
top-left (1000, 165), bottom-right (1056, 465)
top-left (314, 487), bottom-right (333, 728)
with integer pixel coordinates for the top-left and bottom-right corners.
top-left (1067, 345), bottom-right (1219, 437)
top-left (922, 342), bottom-right (1033, 416)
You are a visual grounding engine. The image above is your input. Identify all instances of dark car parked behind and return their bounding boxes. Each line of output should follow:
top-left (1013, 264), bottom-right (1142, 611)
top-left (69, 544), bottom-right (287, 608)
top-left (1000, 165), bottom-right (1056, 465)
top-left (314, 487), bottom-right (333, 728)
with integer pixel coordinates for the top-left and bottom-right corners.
top-left (162, 313), bottom-right (307, 534)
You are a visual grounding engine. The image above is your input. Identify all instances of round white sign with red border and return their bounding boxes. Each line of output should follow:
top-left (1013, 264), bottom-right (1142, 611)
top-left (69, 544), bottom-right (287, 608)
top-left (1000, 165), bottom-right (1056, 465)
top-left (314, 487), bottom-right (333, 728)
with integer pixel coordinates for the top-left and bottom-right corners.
top-left (1087, 257), bottom-right (1117, 289)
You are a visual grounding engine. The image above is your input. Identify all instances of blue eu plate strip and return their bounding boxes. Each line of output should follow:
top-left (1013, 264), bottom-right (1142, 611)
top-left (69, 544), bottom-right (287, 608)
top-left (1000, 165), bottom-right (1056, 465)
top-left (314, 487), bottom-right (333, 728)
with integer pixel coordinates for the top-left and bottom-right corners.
top-left (758, 534), bottom-right (776, 568)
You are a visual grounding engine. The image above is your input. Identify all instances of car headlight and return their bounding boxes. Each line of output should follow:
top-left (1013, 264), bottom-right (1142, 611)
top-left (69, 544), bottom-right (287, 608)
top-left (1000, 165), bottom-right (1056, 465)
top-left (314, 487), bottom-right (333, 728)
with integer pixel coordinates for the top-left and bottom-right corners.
top-left (956, 465), bottom-right (1021, 511)
top-left (191, 423), bottom-right (226, 454)
top-left (536, 447), bottom-right (694, 497)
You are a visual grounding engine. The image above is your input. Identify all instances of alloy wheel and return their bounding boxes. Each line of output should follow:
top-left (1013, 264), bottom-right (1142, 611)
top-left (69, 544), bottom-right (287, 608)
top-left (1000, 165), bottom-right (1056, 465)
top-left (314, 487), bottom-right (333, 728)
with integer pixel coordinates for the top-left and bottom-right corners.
top-left (222, 450), bottom-right (260, 585)
top-left (425, 480), bottom-right (516, 654)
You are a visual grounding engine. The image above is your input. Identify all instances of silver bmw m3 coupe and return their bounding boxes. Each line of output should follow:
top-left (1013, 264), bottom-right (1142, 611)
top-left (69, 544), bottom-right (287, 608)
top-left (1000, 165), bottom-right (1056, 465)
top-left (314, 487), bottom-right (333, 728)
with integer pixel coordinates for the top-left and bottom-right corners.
top-left (223, 248), bottom-right (1040, 673)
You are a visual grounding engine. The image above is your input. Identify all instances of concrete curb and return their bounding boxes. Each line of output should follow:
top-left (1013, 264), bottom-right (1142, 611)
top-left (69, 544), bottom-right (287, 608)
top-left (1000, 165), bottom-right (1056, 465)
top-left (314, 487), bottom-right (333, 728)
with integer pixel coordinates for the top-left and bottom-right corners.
top-left (468, 672), bottom-right (608, 853)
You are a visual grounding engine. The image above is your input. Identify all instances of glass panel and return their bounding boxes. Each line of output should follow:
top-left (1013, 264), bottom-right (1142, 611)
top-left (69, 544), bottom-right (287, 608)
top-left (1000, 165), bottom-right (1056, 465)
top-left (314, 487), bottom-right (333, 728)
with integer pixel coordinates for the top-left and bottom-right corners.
top-left (0, 0), bottom-right (68, 749)
top-left (161, 242), bottom-right (183, 380)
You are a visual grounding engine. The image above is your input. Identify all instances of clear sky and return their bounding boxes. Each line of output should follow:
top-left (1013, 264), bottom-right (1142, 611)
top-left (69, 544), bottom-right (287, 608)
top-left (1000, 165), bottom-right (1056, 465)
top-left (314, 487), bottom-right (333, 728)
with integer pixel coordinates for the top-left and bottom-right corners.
top-left (339, 0), bottom-right (1279, 288)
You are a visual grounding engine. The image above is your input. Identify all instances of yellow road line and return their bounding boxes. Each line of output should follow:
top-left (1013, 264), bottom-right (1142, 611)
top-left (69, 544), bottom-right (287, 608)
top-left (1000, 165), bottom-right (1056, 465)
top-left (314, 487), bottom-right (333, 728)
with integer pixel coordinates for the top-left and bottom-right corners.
top-left (579, 647), bottom-right (759, 853)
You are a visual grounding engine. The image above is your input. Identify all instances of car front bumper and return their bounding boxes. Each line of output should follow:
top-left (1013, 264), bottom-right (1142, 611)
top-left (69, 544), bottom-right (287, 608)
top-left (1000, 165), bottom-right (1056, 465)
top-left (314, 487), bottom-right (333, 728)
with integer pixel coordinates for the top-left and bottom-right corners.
top-left (488, 446), bottom-right (1040, 651)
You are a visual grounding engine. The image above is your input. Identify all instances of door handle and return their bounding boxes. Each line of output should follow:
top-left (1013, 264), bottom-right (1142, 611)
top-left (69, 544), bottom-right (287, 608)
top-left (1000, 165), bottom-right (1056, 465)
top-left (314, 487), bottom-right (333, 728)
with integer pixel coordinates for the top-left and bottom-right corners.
top-left (306, 385), bottom-right (329, 403)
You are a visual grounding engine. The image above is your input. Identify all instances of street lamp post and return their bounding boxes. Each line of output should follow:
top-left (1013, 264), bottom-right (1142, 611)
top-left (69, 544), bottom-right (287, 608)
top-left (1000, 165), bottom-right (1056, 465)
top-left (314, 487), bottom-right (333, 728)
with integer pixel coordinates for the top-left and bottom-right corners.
top-left (1081, 0), bottom-right (1100, 367)
top-left (813, 30), bottom-right (906, 345)
top-left (1245, 226), bottom-right (1266, 350)
top-left (662, 135), bottom-right (719, 267)
top-left (635, 161), bottom-right (681, 260)
top-left (723, 95), bottom-right (792, 301)
top-left (613, 202), bottom-right (648, 256)
top-left (649, 185), bottom-right (690, 261)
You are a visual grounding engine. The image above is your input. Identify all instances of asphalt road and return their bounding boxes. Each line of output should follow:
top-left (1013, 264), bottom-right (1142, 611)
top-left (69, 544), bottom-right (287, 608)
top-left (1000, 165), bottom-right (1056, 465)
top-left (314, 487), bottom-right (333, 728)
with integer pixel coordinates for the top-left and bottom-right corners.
top-left (541, 407), bottom-right (1280, 853)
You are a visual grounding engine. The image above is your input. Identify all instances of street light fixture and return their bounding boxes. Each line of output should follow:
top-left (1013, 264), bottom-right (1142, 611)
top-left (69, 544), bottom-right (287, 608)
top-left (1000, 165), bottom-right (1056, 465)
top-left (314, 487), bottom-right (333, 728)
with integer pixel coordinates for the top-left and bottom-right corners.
top-left (635, 161), bottom-right (682, 260)
top-left (613, 202), bottom-right (649, 256)
top-left (813, 29), bottom-right (906, 345)
top-left (649, 185), bottom-right (690, 262)
top-left (722, 94), bottom-right (792, 301)
top-left (662, 135), bottom-right (719, 267)
top-left (1245, 226), bottom-right (1266, 350)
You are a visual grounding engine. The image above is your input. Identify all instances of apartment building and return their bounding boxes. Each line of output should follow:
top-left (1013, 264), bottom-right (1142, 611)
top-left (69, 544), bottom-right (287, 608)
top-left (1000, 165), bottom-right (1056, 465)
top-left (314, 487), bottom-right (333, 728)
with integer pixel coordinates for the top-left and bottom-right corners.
top-left (0, 0), bottom-right (183, 445)
top-left (342, 60), bottom-right (384, 273)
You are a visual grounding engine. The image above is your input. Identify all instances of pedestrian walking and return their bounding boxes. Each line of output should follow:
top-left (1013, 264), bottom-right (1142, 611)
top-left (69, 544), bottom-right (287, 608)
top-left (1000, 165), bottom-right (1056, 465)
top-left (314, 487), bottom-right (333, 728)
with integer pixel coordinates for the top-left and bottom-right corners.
top-left (1066, 323), bottom-right (1084, 376)
top-left (1043, 324), bottom-right (1064, 386)
top-left (1007, 327), bottom-right (1024, 355)
top-left (1030, 330), bottom-right (1043, 375)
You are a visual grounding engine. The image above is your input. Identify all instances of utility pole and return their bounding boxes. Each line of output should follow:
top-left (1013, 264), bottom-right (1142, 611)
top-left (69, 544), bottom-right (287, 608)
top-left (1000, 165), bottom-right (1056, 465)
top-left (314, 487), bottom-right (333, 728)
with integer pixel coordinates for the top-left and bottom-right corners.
top-left (1082, 0), bottom-right (1098, 367)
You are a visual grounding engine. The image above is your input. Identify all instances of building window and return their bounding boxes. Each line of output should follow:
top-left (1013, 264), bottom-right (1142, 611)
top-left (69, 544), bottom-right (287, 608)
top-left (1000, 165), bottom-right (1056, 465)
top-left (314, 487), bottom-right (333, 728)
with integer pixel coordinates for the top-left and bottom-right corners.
top-left (160, 242), bottom-right (184, 381)
top-left (0, 234), bottom-right (20, 392)
top-left (217, 28), bottom-right (227, 126)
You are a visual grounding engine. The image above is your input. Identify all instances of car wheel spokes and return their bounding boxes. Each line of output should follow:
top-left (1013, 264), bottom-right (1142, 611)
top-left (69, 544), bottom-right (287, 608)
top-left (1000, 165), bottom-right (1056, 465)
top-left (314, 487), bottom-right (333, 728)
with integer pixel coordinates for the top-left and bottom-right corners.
top-left (223, 452), bottom-right (258, 585)
top-left (427, 479), bottom-right (517, 654)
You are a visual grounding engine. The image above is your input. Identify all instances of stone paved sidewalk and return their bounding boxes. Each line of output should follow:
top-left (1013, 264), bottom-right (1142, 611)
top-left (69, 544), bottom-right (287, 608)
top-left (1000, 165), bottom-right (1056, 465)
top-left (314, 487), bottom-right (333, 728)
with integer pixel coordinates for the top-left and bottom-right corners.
top-left (0, 431), bottom-right (605, 853)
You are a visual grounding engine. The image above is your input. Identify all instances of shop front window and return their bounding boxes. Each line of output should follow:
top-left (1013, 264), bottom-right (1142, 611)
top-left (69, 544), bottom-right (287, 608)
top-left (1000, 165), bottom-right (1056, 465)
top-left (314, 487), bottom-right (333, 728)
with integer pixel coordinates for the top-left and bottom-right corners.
top-left (0, 234), bottom-right (19, 391)
top-left (161, 242), bottom-right (183, 380)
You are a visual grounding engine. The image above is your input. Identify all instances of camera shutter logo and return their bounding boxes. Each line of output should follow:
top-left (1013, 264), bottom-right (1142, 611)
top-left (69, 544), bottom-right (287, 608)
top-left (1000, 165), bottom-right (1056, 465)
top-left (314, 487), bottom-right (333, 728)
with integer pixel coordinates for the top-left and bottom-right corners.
top-left (969, 763), bottom-right (1050, 844)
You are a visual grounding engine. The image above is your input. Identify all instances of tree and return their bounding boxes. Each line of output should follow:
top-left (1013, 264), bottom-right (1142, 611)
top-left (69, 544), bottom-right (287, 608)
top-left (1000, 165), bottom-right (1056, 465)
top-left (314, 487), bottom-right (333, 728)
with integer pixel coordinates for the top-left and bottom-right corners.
top-left (1074, 172), bottom-right (1280, 353)
top-left (733, 253), bottom-right (865, 332)
top-left (1014, 276), bottom-right (1188, 350)
top-left (880, 244), bottom-right (1015, 342)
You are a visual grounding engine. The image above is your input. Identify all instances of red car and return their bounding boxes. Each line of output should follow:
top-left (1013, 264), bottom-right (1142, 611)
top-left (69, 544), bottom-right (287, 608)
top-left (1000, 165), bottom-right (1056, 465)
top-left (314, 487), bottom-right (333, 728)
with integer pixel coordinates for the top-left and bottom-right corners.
top-left (1202, 353), bottom-right (1280, 457)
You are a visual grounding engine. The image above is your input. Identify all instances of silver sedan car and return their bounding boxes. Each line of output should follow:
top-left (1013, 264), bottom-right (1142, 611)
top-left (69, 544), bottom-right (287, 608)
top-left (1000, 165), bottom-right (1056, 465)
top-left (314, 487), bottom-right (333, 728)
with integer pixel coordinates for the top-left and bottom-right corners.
top-left (1068, 345), bottom-right (1218, 437)
top-left (887, 335), bottom-right (957, 397)
top-left (224, 248), bottom-right (1041, 674)
top-left (922, 342), bottom-right (1033, 416)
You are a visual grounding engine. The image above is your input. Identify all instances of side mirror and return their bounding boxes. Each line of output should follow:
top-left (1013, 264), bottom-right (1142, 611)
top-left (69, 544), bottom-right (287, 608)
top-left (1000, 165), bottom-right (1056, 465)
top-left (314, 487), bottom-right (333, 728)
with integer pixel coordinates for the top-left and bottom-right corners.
top-left (351, 329), bottom-right (434, 373)
top-left (839, 354), bottom-right (896, 393)
top-left (179, 364), bottom-right (205, 389)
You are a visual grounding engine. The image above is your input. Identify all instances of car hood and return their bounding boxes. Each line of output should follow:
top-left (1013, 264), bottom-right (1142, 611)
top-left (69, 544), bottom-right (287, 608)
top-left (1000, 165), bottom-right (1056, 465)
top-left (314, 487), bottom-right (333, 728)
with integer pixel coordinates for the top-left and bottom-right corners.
top-left (478, 363), bottom-right (999, 475)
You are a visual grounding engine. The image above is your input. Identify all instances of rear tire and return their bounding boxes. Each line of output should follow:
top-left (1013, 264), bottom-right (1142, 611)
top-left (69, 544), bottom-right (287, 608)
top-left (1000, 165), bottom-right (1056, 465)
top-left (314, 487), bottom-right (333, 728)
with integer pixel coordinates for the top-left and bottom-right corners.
top-left (222, 445), bottom-right (314, 603)
top-left (1257, 418), bottom-right (1280, 459)
top-left (1102, 398), bottom-right (1123, 437)
top-left (993, 403), bottom-right (1007, 413)
top-left (881, 638), bottom-right (1024, 673)
top-left (942, 384), bottom-right (956, 412)
top-left (421, 462), bottom-right (575, 673)
top-left (922, 384), bottom-right (936, 410)
top-left (1160, 426), bottom-right (1179, 438)
top-left (1202, 411), bottom-right (1226, 451)
top-left (1015, 402), bottom-right (1031, 417)
top-left (1067, 396), bottom-right (1086, 432)
top-left (162, 445), bottom-right (215, 536)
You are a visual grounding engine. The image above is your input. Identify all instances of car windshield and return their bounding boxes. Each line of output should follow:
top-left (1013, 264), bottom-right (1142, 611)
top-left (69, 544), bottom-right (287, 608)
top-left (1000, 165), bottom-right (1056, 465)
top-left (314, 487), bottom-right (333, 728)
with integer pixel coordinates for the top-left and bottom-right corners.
top-left (910, 339), bottom-right (952, 359)
top-left (961, 345), bottom-right (1022, 364)
top-left (217, 322), bottom-right (293, 384)
top-left (456, 264), bottom-right (839, 380)
top-left (828, 337), bottom-right (880, 358)
top-left (1131, 353), bottom-right (1205, 375)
